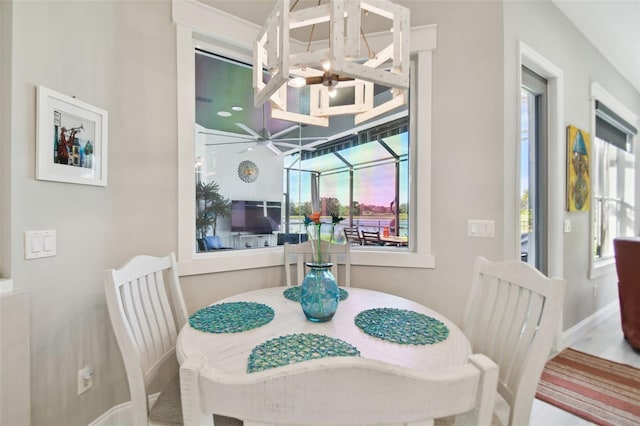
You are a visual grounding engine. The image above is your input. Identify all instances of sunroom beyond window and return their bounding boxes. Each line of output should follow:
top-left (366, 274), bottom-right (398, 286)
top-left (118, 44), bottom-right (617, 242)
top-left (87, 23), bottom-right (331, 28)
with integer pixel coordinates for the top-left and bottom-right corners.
top-left (194, 51), bottom-right (410, 253)
top-left (283, 118), bottom-right (409, 246)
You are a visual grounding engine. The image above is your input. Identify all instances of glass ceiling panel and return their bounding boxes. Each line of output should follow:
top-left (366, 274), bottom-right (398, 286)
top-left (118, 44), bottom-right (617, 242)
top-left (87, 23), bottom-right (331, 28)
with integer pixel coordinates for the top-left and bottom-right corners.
top-left (292, 131), bottom-right (409, 174)
top-left (299, 153), bottom-right (348, 174)
top-left (382, 133), bottom-right (409, 157)
top-left (284, 154), bottom-right (301, 169)
top-left (339, 140), bottom-right (395, 166)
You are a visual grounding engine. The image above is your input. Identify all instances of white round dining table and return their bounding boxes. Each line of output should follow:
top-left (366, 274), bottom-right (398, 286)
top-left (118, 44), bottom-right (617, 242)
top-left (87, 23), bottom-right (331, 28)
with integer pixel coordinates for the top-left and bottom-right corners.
top-left (176, 286), bottom-right (471, 375)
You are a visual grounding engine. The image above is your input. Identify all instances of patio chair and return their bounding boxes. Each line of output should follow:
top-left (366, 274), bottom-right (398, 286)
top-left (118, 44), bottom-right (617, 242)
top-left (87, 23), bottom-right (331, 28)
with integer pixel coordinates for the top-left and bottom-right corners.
top-left (343, 227), bottom-right (362, 245)
top-left (360, 230), bottom-right (383, 246)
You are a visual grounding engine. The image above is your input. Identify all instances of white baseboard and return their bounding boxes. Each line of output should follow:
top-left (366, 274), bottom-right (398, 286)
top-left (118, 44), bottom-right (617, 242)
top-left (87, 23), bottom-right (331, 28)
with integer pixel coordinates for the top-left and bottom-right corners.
top-left (90, 393), bottom-right (159, 426)
top-left (561, 300), bottom-right (619, 349)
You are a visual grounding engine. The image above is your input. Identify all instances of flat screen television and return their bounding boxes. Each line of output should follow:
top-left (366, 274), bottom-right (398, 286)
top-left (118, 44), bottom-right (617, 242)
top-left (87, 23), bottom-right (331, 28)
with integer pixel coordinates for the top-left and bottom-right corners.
top-left (231, 200), bottom-right (282, 234)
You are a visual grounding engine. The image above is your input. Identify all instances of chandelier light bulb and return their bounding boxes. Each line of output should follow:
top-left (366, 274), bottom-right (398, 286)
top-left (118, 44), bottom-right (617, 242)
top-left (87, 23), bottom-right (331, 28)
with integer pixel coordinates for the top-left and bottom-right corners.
top-left (288, 76), bottom-right (306, 88)
top-left (328, 85), bottom-right (337, 98)
top-left (322, 60), bottom-right (332, 71)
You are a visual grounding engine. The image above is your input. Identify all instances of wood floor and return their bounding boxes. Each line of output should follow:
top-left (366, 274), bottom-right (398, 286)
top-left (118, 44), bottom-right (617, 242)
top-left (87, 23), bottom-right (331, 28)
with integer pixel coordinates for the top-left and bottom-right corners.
top-left (525, 310), bottom-right (640, 426)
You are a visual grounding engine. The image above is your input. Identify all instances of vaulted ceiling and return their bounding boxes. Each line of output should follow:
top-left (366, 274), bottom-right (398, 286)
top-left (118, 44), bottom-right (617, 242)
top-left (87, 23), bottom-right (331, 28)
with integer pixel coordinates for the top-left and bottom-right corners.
top-left (196, 0), bottom-right (639, 147)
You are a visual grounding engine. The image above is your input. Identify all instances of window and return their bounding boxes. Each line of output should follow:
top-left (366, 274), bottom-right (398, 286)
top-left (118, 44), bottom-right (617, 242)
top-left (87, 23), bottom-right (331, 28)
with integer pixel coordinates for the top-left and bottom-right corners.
top-left (195, 52), bottom-right (410, 252)
top-left (520, 66), bottom-right (548, 273)
top-left (174, 1), bottom-right (436, 274)
top-left (591, 84), bottom-right (638, 269)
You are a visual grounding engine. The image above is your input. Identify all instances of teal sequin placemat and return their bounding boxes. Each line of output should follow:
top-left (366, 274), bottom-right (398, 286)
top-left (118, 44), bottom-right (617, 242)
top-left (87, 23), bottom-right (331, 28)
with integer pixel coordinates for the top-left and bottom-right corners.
top-left (354, 308), bottom-right (449, 345)
top-left (283, 286), bottom-right (349, 302)
top-left (247, 333), bottom-right (360, 373)
top-left (189, 302), bottom-right (274, 333)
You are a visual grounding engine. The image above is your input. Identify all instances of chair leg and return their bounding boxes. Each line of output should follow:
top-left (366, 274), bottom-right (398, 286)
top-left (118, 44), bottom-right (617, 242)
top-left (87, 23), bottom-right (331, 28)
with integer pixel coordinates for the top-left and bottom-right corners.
top-left (508, 387), bottom-right (536, 426)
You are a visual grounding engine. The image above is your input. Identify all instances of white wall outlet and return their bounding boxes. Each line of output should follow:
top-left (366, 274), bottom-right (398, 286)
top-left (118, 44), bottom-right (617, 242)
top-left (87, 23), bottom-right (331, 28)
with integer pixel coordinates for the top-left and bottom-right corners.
top-left (564, 219), bottom-right (572, 233)
top-left (77, 366), bottom-right (94, 395)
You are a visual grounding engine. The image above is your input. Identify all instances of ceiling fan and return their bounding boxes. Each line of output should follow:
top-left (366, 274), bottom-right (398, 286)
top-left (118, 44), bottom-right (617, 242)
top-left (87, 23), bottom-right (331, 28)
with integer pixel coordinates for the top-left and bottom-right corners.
top-left (201, 123), bottom-right (324, 156)
top-left (287, 64), bottom-right (356, 95)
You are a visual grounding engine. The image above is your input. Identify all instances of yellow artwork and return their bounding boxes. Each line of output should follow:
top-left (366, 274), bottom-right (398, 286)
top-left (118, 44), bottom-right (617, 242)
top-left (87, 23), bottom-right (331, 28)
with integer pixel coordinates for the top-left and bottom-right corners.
top-left (567, 125), bottom-right (590, 212)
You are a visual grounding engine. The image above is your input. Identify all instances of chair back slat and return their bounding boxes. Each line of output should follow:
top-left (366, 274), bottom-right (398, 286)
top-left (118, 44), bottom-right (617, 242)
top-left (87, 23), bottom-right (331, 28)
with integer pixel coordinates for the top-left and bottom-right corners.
top-left (121, 279), bottom-right (155, 368)
top-left (505, 291), bottom-right (544, 393)
top-left (149, 270), bottom-right (179, 352)
top-left (483, 282), bottom-right (514, 362)
top-left (462, 256), bottom-right (566, 426)
top-left (491, 282), bottom-right (521, 368)
top-left (138, 274), bottom-right (166, 364)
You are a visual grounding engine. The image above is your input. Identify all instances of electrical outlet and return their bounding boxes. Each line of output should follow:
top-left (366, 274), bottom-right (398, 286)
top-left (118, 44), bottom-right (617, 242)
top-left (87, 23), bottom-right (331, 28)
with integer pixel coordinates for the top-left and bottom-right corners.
top-left (77, 367), bottom-right (94, 394)
top-left (593, 284), bottom-right (598, 297)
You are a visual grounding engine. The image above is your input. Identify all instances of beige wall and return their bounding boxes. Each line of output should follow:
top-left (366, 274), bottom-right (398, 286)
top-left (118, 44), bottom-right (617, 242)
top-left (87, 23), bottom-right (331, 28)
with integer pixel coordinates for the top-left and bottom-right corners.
top-left (4, 1), bottom-right (178, 424)
top-left (503, 0), bottom-right (640, 329)
top-left (1, 1), bottom-right (638, 425)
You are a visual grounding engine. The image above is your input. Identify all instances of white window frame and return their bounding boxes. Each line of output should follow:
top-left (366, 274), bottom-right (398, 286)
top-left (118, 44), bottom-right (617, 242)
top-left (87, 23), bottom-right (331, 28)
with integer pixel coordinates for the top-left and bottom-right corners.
top-left (589, 82), bottom-right (639, 278)
top-left (173, 0), bottom-right (436, 275)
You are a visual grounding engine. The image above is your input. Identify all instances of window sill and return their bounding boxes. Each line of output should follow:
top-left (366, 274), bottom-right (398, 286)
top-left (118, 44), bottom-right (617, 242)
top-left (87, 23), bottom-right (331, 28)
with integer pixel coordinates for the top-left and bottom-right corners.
top-left (178, 247), bottom-right (435, 276)
top-left (589, 256), bottom-right (616, 279)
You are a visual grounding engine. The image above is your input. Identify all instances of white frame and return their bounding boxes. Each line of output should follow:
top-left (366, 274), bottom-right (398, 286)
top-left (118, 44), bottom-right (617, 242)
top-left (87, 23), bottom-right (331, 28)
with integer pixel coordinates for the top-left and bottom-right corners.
top-left (517, 43), bottom-right (565, 351)
top-left (516, 43), bottom-right (564, 279)
top-left (36, 86), bottom-right (108, 186)
top-left (173, 0), bottom-right (436, 275)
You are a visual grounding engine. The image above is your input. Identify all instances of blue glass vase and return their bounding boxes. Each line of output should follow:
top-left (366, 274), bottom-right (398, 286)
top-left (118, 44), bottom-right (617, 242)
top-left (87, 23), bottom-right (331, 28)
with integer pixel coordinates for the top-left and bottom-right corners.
top-left (300, 262), bottom-right (339, 322)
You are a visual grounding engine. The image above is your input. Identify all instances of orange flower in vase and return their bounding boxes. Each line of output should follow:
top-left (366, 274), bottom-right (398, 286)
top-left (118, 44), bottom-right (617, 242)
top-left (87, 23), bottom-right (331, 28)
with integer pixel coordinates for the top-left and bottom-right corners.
top-left (303, 211), bottom-right (344, 265)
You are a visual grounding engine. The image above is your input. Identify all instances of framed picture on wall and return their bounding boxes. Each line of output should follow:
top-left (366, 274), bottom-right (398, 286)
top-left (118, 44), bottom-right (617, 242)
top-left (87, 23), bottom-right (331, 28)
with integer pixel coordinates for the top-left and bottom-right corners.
top-left (566, 125), bottom-right (590, 212)
top-left (36, 86), bottom-right (108, 186)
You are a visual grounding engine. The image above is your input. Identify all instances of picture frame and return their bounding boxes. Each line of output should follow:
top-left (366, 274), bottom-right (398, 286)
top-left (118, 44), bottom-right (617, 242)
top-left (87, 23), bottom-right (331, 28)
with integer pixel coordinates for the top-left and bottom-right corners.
top-left (566, 125), bottom-right (590, 212)
top-left (36, 86), bottom-right (108, 186)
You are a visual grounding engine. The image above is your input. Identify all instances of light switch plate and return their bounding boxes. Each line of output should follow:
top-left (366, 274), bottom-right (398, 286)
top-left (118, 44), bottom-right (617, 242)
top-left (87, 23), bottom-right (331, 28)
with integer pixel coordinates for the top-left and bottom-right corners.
top-left (467, 220), bottom-right (495, 238)
top-left (25, 230), bottom-right (56, 259)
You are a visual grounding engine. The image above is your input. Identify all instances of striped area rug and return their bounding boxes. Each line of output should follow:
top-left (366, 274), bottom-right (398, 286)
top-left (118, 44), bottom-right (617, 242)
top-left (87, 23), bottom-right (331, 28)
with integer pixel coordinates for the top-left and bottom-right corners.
top-left (535, 347), bottom-right (640, 426)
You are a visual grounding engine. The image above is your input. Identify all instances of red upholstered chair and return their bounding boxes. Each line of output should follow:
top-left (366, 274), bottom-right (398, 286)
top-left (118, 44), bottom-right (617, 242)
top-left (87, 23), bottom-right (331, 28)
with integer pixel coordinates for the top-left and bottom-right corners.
top-left (613, 237), bottom-right (640, 349)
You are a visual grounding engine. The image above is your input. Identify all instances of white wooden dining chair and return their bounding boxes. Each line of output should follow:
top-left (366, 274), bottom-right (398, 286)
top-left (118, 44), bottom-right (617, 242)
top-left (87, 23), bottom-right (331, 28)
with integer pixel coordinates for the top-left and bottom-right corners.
top-left (105, 253), bottom-right (241, 426)
top-left (284, 240), bottom-right (351, 287)
top-left (461, 257), bottom-right (566, 426)
top-left (180, 353), bottom-right (498, 426)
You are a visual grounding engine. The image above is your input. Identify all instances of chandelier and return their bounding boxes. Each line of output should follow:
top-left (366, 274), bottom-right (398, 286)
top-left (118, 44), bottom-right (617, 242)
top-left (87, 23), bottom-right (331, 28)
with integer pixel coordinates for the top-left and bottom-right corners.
top-left (253, 0), bottom-right (410, 127)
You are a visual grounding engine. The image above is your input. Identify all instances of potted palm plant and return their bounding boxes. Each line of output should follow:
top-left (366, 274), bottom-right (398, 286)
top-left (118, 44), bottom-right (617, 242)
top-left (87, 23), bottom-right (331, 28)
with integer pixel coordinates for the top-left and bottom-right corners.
top-left (196, 181), bottom-right (231, 242)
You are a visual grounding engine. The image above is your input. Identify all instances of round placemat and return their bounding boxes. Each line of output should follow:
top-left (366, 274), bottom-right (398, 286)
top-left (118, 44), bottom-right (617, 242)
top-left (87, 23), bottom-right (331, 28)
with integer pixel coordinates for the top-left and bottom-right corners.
top-left (189, 302), bottom-right (274, 333)
top-left (283, 286), bottom-right (349, 302)
top-left (247, 333), bottom-right (360, 373)
top-left (354, 308), bottom-right (449, 345)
